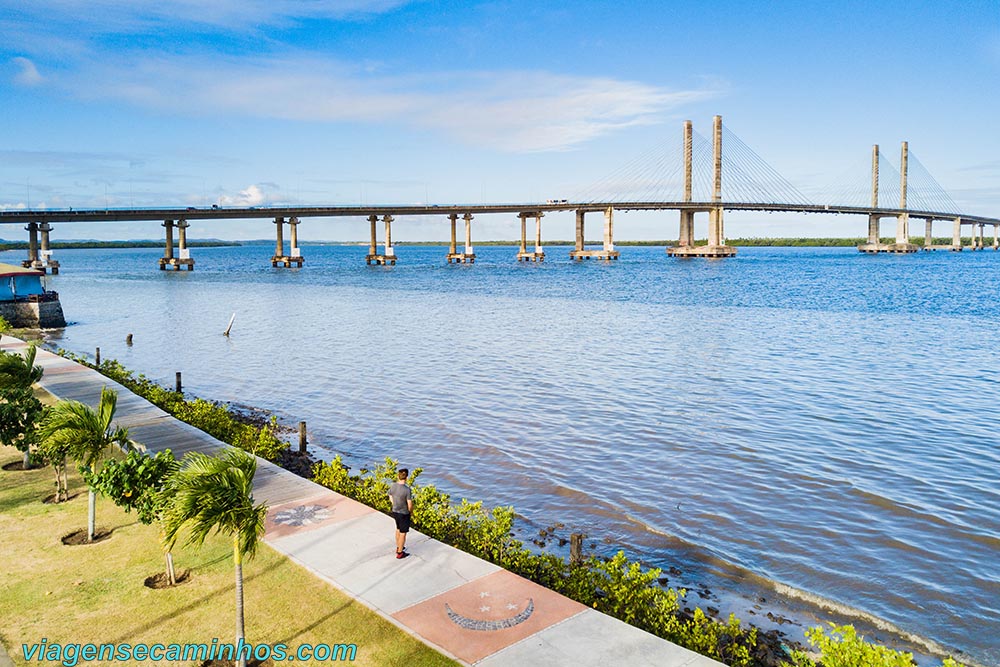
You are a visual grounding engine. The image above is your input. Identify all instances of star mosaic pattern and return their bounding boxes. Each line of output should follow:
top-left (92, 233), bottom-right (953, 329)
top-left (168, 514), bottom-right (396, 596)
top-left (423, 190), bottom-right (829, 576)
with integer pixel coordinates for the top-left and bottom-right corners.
top-left (445, 598), bottom-right (535, 631)
top-left (272, 504), bottom-right (332, 527)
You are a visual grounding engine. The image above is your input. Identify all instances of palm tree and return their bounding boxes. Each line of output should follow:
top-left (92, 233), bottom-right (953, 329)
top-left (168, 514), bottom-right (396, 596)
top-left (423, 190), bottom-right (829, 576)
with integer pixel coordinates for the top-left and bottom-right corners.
top-left (0, 344), bottom-right (43, 389)
top-left (0, 345), bottom-right (44, 468)
top-left (162, 448), bottom-right (267, 667)
top-left (39, 386), bottom-right (129, 541)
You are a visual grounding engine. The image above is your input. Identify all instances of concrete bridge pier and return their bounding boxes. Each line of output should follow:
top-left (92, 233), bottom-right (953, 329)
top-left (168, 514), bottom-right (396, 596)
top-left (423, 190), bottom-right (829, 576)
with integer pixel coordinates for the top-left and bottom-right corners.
top-left (272, 216), bottom-right (304, 268)
top-left (517, 212), bottom-right (545, 261)
top-left (158, 220), bottom-right (174, 269)
top-left (158, 218), bottom-right (193, 270)
top-left (366, 214), bottom-right (397, 265)
top-left (570, 208), bottom-right (619, 260)
top-left (886, 213), bottom-right (918, 253)
top-left (446, 213), bottom-right (476, 263)
top-left (924, 219), bottom-right (933, 250)
top-left (21, 222), bottom-right (39, 271)
top-left (28, 222), bottom-right (60, 274)
top-left (979, 224), bottom-right (986, 251)
top-left (951, 218), bottom-right (963, 251)
top-left (171, 219), bottom-right (195, 270)
top-left (22, 221), bottom-right (60, 274)
top-left (993, 225), bottom-right (998, 250)
top-left (677, 210), bottom-right (694, 248)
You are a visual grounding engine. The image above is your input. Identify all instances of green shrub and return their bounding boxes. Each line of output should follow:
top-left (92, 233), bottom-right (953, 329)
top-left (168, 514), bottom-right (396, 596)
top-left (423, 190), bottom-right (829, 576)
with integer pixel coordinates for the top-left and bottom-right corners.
top-left (85, 449), bottom-right (179, 524)
top-left (0, 315), bottom-right (11, 335)
top-left (782, 624), bottom-right (967, 667)
top-left (55, 352), bottom-right (289, 462)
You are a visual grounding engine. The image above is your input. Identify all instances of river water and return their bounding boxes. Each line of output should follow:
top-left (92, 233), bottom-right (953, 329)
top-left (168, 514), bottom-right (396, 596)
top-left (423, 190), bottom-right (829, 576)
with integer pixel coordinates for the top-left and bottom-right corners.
top-left (9, 244), bottom-right (998, 665)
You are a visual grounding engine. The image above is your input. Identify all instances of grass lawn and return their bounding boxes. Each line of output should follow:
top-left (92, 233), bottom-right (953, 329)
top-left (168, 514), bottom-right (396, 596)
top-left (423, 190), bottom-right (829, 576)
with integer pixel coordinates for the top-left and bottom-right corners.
top-left (0, 443), bottom-right (458, 667)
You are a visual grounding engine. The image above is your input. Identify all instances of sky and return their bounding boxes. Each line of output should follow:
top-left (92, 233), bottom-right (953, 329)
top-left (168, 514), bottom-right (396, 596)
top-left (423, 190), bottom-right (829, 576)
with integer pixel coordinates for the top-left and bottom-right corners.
top-left (1, 0), bottom-right (998, 241)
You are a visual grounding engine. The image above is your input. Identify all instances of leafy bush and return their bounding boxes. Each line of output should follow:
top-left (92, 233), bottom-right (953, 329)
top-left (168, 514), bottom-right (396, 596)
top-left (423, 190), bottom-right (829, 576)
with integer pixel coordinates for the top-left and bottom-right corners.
top-left (85, 449), bottom-right (179, 524)
top-left (55, 353), bottom-right (288, 461)
top-left (0, 346), bottom-right (46, 466)
top-left (0, 315), bottom-right (10, 335)
top-left (782, 624), bottom-right (966, 667)
top-left (0, 384), bottom-right (45, 460)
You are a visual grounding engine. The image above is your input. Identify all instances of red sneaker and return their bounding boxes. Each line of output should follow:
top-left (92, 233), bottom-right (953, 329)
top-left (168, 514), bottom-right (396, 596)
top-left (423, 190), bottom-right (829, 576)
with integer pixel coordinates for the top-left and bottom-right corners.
top-left (396, 551), bottom-right (409, 559)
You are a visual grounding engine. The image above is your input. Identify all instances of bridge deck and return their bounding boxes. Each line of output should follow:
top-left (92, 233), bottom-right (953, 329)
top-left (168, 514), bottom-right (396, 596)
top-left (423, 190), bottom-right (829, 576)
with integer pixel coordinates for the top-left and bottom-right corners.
top-left (1, 202), bottom-right (997, 226)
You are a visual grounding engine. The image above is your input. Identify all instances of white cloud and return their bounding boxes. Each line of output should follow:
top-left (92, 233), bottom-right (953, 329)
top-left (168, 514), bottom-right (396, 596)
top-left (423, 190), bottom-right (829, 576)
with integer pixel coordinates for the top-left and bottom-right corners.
top-left (11, 57), bottom-right (43, 86)
top-left (217, 184), bottom-right (267, 207)
top-left (69, 54), bottom-right (716, 152)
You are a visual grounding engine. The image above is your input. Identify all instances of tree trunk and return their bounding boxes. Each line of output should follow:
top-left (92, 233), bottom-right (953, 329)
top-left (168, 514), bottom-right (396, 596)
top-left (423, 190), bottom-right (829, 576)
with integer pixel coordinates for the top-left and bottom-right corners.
top-left (234, 538), bottom-right (246, 667)
top-left (87, 489), bottom-right (96, 541)
top-left (23, 449), bottom-right (31, 470)
top-left (60, 465), bottom-right (68, 502)
top-left (52, 465), bottom-right (61, 502)
top-left (165, 550), bottom-right (176, 586)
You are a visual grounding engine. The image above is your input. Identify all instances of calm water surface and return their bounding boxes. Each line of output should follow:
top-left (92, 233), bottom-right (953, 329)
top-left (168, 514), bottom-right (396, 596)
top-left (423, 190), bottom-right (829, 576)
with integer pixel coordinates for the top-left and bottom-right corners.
top-left (11, 244), bottom-right (998, 665)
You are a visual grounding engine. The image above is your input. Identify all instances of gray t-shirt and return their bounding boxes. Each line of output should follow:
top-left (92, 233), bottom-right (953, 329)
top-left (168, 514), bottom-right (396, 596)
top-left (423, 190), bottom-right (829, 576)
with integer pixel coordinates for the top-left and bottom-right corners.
top-left (389, 481), bottom-right (412, 514)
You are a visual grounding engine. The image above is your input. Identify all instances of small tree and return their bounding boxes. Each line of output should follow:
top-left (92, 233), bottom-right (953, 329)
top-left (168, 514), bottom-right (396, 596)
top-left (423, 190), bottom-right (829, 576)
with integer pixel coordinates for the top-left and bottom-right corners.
top-left (0, 315), bottom-right (10, 341)
top-left (39, 387), bottom-right (129, 541)
top-left (86, 448), bottom-right (180, 583)
top-left (37, 425), bottom-right (72, 502)
top-left (0, 346), bottom-right (45, 468)
top-left (0, 385), bottom-right (45, 469)
top-left (162, 449), bottom-right (267, 667)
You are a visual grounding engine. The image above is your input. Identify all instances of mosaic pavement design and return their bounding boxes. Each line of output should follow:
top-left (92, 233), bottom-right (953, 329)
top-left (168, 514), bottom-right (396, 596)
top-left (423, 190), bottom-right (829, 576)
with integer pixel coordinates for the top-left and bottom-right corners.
top-left (393, 569), bottom-right (586, 664)
top-left (264, 491), bottom-right (375, 539)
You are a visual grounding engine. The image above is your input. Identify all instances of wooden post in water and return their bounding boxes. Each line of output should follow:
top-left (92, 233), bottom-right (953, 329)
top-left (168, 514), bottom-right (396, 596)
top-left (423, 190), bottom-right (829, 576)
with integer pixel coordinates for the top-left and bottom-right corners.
top-left (175, 372), bottom-right (182, 393)
top-left (570, 533), bottom-right (583, 566)
top-left (298, 421), bottom-right (308, 454)
top-left (95, 347), bottom-right (100, 365)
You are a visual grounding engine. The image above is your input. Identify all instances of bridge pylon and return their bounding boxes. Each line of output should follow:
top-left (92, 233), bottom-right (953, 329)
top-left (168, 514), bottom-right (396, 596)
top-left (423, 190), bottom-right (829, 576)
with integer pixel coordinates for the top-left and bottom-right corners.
top-left (668, 115), bottom-right (736, 258)
top-left (858, 142), bottom-right (918, 254)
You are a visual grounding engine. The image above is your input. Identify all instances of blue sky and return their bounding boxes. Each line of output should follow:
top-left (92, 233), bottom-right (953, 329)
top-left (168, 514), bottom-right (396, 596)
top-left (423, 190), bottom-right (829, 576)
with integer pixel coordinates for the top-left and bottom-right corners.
top-left (1, 0), bottom-right (998, 241)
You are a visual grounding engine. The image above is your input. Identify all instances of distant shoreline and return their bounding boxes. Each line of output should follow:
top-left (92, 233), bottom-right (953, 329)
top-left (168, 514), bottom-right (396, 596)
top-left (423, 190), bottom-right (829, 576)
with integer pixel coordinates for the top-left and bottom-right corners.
top-left (0, 237), bottom-right (976, 251)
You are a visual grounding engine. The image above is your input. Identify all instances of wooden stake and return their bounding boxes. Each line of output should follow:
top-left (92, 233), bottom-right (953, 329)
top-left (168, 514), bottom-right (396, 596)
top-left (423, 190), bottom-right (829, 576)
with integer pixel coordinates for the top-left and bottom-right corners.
top-left (224, 313), bottom-right (236, 337)
top-left (570, 533), bottom-right (583, 566)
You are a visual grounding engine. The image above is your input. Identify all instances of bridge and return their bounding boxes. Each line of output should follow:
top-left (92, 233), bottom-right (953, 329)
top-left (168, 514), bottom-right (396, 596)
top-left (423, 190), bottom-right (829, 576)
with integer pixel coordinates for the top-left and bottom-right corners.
top-left (1, 115), bottom-right (997, 271)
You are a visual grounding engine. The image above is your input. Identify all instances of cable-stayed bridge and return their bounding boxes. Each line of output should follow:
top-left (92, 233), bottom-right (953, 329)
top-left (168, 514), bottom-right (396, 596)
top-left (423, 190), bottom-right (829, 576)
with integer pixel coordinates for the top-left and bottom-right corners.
top-left (1, 115), bottom-right (997, 271)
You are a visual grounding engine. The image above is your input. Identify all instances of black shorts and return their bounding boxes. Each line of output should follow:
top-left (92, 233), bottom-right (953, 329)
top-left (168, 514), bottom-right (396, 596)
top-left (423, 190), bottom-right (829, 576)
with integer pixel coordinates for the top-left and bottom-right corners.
top-left (392, 512), bottom-right (411, 533)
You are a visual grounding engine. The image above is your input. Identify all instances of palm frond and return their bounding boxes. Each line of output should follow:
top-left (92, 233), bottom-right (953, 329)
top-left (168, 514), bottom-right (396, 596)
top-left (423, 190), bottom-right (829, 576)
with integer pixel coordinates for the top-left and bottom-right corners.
top-left (0, 345), bottom-right (43, 390)
top-left (39, 388), bottom-right (128, 470)
top-left (161, 449), bottom-right (267, 561)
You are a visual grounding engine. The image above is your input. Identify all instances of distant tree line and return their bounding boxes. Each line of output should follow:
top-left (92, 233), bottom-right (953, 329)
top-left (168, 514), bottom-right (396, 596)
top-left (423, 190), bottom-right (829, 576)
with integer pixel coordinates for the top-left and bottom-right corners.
top-left (0, 240), bottom-right (239, 250)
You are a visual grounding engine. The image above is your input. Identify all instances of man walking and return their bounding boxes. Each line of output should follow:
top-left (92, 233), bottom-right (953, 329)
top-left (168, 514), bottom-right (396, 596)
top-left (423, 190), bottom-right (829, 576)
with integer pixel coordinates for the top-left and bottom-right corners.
top-left (389, 468), bottom-right (413, 559)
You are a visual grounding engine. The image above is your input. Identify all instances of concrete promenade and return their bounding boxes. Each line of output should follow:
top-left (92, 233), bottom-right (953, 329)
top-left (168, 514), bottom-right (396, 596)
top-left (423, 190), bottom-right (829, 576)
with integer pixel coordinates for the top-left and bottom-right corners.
top-left (2, 337), bottom-right (722, 667)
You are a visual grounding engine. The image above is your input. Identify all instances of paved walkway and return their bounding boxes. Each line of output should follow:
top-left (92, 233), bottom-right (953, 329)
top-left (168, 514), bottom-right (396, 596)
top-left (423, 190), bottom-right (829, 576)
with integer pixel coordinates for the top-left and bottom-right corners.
top-left (4, 337), bottom-right (722, 667)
